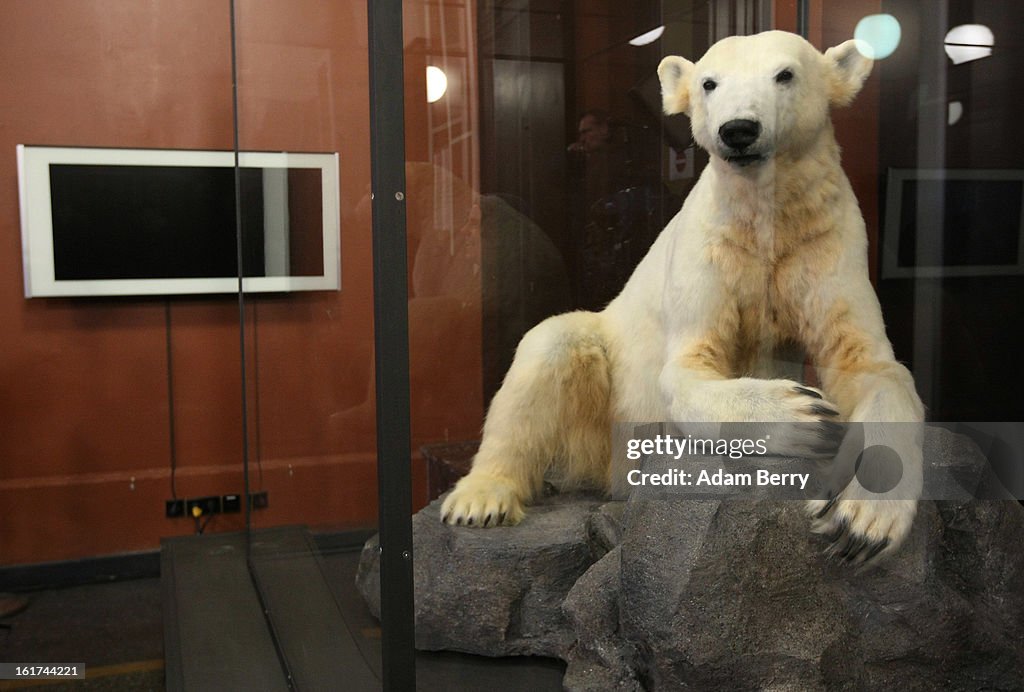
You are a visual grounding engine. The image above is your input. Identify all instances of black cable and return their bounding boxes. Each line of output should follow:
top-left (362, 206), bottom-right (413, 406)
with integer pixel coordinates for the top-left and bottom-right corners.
top-left (191, 511), bottom-right (215, 535)
top-left (251, 303), bottom-right (264, 490)
top-left (165, 301), bottom-right (178, 500)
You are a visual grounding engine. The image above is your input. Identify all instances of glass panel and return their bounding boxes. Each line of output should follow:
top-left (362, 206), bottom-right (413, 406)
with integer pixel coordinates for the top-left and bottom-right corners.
top-left (399, 0), bottom-right (782, 688)
top-left (233, 3), bottom-right (377, 532)
top-left (2, 0), bottom-right (241, 555)
top-left (395, 0), bottom-right (1019, 688)
top-left (814, 0), bottom-right (1024, 421)
top-left (230, 1), bottom-right (384, 686)
top-left (1, 2), bottom-right (264, 688)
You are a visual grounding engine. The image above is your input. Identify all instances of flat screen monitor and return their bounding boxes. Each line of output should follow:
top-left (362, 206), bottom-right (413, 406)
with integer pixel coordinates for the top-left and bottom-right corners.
top-left (882, 168), bottom-right (1024, 279)
top-left (17, 145), bottom-right (340, 297)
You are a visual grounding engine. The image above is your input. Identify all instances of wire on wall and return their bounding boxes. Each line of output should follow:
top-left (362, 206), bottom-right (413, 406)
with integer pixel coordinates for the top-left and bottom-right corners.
top-left (165, 301), bottom-right (179, 500)
top-left (250, 303), bottom-right (264, 491)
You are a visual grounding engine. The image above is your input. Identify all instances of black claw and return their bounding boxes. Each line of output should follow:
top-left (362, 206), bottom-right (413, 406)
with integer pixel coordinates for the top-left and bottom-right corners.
top-left (498, 512), bottom-right (507, 524)
top-left (840, 535), bottom-right (868, 562)
top-left (819, 421), bottom-right (845, 436)
top-left (483, 513), bottom-right (492, 527)
top-left (826, 540), bottom-right (847, 562)
top-left (828, 536), bottom-right (854, 561)
top-left (818, 428), bottom-right (845, 448)
top-left (442, 512), bottom-right (451, 524)
top-left (466, 516), bottom-right (474, 526)
top-left (455, 516), bottom-right (464, 526)
top-left (813, 424), bottom-right (845, 452)
top-left (810, 404), bottom-right (840, 418)
top-left (824, 520), bottom-right (848, 546)
top-left (862, 538), bottom-right (890, 564)
top-left (816, 495), bottom-right (838, 519)
top-left (794, 386), bottom-right (823, 399)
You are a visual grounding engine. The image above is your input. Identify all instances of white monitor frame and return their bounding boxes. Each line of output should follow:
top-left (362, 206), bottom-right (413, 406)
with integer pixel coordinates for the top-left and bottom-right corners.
top-left (17, 145), bottom-right (341, 297)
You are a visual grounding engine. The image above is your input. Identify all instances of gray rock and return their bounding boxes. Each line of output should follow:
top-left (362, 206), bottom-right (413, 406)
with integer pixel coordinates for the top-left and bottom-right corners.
top-left (596, 494), bottom-right (1024, 690)
top-left (566, 427), bottom-right (1024, 690)
top-left (357, 427), bottom-right (1024, 689)
top-left (562, 547), bottom-right (644, 692)
top-left (586, 502), bottom-right (627, 554)
top-left (356, 491), bottom-right (608, 658)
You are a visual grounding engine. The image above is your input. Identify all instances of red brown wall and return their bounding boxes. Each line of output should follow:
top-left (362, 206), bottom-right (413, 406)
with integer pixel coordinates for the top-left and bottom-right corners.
top-left (778, 0), bottom-right (883, 282)
top-left (0, 0), bottom-right (483, 566)
top-left (811, 0), bottom-right (883, 283)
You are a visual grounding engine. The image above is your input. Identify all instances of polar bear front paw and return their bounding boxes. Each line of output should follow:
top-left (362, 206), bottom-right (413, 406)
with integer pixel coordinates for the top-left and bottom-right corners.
top-left (761, 384), bottom-right (847, 458)
top-left (440, 474), bottom-right (526, 528)
top-left (806, 494), bottom-right (915, 565)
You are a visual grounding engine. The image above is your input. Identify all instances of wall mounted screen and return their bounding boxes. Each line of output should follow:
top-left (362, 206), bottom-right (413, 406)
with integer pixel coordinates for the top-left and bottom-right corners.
top-left (883, 168), bottom-right (1024, 279)
top-left (17, 146), bottom-right (340, 297)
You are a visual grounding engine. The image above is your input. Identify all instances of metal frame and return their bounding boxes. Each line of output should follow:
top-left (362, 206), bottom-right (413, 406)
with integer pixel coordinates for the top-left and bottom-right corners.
top-left (367, 0), bottom-right (417, 689)
top-left (796, 0), bottom-right (809, 38)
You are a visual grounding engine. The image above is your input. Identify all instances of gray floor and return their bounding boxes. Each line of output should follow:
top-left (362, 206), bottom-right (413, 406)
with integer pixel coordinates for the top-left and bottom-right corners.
top-left (0, 579), bottom-right (164, 690)
top-left (0, 539), bottom-right (565, 691)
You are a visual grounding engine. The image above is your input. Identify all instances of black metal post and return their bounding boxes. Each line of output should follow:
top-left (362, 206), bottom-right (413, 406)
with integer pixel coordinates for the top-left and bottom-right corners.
top-left (228, 0), bottom-right (253, 541)
top-left (367, 0), bottom-right (416, 690)
top-left (796, 0), bottom-right (810, 39)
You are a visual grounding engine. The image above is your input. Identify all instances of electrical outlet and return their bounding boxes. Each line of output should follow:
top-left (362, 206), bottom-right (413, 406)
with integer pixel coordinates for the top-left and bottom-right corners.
top-left (222, 494), bottom-right (242, 513)
top-left (167, 493), bottom-right (258, 519)
top-left (186, 496), bottom-right (221, 517)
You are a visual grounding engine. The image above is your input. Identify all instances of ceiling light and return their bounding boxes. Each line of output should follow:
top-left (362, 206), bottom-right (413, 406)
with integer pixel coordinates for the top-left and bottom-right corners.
top-left (944, 24), bottom-right (994, 65)
top-left (629, 26), bottom-right (664, 47)
top-left (948, 101), bottom-right (963, 126)
top-left (854, 14), bottom-right (901, 60)
top-left (426, 66), bottom-right (447, 103)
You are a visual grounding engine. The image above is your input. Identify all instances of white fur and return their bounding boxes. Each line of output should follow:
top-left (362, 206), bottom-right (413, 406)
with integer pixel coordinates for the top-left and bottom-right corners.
top-left (442, 31), bottom-right (923, 557)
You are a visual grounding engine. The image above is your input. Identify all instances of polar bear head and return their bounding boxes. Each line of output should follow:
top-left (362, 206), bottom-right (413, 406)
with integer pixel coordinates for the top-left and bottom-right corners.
top-left (658, 30), bottom-right (872, 167)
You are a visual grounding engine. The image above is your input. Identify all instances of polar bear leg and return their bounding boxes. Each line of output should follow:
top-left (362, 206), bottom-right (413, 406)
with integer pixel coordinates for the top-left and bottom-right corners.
top-left (441, 311), bottom-right (611, 527)
top-left (805, 363), bottom-right (924, 563)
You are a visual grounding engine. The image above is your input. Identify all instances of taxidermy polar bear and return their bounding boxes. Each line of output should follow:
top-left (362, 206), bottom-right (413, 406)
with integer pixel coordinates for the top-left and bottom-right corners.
top-left (442, 30), bottom-right (924, 563)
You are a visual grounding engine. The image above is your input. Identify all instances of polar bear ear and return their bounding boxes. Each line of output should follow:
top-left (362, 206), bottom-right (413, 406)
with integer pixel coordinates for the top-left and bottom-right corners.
top-left (823, 40), bottom-right (873, 106)
top-left (658, 56), bottom-right (695, 116)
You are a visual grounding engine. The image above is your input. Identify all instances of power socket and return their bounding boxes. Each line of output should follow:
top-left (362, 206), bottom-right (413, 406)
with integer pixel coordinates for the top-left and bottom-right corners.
top-left (222, 494), bottom-right (242, 513)
top-left (167, 492), bottom-right (264, 519)
top-left (185, 496), bottom-right (221, 517)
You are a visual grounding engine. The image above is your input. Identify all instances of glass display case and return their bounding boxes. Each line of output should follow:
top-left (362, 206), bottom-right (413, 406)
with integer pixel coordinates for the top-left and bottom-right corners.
top-left (1, 1), bottom-right (1022, 690)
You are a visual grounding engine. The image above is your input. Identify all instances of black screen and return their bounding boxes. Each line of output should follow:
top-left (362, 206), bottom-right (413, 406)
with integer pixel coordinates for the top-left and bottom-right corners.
top-left (896, 178), bottom-right (1022, 269)
top-left (48, 164), bottom-right (323, 281)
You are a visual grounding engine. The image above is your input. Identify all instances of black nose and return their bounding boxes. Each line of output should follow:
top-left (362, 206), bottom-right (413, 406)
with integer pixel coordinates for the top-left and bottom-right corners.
top-left (718, 119), bottom-right (761, 150)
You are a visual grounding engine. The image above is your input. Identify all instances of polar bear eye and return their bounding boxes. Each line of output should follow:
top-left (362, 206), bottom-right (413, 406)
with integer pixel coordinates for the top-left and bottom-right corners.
top-left (775, 69), bottom-right (794, 84)
top-left (702, 79), bottom-right (717, 92)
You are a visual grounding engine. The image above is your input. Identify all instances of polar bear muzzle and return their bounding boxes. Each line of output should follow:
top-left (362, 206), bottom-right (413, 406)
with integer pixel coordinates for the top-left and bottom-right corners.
top-left (718, 118), bottom-right (765, 166)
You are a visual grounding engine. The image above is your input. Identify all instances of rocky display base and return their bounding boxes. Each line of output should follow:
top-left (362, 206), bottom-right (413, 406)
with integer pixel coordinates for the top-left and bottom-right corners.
top-left (356, 428), bottom-right (1024, 690)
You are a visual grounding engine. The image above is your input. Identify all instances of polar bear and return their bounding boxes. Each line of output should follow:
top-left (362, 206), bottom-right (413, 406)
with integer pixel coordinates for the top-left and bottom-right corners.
top-left (441, 30), bottom-right (924, 563)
